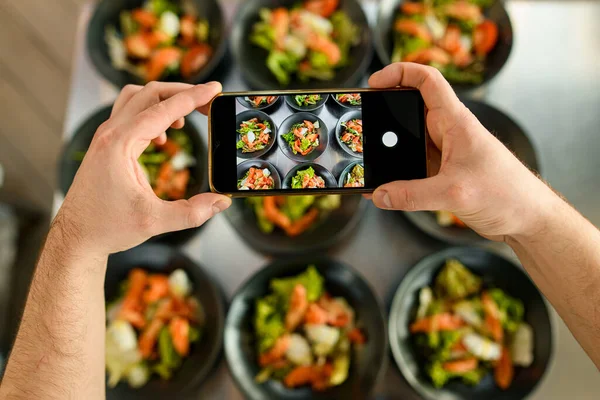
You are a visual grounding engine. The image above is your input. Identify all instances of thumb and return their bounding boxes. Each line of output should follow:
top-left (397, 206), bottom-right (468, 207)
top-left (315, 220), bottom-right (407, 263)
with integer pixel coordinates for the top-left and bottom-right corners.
top-left (154, 193), bottom-right (231, 234)
top-left (372, 176), bottom-right (449, 211)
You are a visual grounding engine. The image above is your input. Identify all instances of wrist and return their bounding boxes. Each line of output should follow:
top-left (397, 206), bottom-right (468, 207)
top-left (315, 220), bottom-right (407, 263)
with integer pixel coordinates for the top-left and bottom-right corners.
top-left (48, 208), bottom-right (109, 263)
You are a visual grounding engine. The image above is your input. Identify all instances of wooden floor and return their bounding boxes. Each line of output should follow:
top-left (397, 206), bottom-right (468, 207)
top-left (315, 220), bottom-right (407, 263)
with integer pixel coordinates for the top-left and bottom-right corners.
top-left (0, 0), bottom-right (89, 212)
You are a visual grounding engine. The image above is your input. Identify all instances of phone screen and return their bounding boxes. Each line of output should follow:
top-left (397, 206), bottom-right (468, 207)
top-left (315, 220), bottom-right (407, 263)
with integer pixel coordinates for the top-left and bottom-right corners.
top-left (210, 89), bottom-right (427, 195)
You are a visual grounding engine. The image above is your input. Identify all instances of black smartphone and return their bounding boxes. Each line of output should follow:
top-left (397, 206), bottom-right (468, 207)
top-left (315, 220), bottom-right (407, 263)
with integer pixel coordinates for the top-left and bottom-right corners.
top-left (209, 88), bottom-right (429, 196)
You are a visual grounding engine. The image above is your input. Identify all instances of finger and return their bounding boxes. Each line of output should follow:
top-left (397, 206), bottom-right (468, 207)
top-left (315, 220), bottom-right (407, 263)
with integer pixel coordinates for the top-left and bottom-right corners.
top-left (153, 193), bottom-right (232, 234)
top-left (171, 118), bottom-right (185, 129)
top-left (369, 63), bottom-right (461, 113)
top-left (372, 175), bottom-right (450, 211)
top-left (152, 133), bottom-right (167, 146)
top-left (111, 84), bottom-right (143, 117)
top-left (116, 82), bottom-right (194, 122)
top-left (124, 82), bottom-right (221, 144)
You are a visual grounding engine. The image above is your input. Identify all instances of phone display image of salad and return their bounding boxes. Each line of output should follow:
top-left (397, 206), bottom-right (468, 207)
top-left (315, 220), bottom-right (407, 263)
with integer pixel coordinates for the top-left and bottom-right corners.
top-left (234, 92), bottom-right (365, 192)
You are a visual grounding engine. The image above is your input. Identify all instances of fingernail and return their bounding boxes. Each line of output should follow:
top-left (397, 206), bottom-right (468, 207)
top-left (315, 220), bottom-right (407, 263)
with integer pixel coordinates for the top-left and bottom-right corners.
top-left (205, 81), bottom-right (220, 88)
top-left (374, 190), bottom-right (392, 209)
top-left (212, 199), bottom-right (230, 214)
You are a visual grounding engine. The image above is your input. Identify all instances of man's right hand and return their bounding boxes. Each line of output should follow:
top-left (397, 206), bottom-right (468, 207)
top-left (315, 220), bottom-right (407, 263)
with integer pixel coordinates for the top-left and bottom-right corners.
top-left (368, 63), bottom-right (555, 241)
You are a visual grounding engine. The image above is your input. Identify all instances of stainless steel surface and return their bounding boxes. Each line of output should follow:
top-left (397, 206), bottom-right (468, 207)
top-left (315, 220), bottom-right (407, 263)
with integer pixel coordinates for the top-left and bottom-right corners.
top-left (235, 95), bottom-right (362, 186)
top-left (55, 1), bottom-right (600, 398)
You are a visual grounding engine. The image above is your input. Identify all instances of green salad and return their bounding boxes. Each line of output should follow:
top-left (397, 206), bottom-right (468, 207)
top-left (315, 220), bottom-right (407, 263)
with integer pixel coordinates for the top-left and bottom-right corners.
top-left (294, 94), bottom-right (322, 107)
top-left (343, 164), bottom-right (364, 188)
top-left (409, 259), bottom-right (534, 390)
top-left (292, 167), bottom-right (325, 189)
top-left (237, 118), bottom-right (272, 153)
top-left (253, 266), bottom-right (366, 391)
top-left (281, 120), bottom-right (320, 156)
top-left (250, 3), bottom-right (360, 85)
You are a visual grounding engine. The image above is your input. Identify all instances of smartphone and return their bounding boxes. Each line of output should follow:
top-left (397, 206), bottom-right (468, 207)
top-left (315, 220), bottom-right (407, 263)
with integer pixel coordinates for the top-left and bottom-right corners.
top-left (209, 88), bottom-right (428, 196)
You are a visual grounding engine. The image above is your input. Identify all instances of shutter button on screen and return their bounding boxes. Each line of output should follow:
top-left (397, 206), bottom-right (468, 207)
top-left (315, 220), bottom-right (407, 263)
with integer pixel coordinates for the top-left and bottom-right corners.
top-left (382, 131), bottom-right (398, 148)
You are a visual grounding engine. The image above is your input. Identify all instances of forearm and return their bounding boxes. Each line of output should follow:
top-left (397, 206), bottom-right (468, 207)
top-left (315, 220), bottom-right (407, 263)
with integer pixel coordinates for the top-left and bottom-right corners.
top-left (506, 185), bottom-right (600, 368)
top-left (0, 214), bottom-right (108, 399)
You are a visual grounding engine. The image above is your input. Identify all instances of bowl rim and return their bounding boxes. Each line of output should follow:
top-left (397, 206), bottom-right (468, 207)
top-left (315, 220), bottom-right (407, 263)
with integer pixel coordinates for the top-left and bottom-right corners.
top-left (224, 256), bottom-right (388, 400)
top-left (388, 246), bottom-right (556, 400)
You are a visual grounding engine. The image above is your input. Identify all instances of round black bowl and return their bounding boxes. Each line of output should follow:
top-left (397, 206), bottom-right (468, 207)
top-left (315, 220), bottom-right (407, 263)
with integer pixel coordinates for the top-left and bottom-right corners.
top-left (285, 94), bottom-right (330, 113)
top-left (58, 104), bottom-right (207, 245)
top-left (237, 160), bottom-right (282, 190)
top-left (278, 112), bottom-right (329, 162)
top-left (237, 95), bottom-right (282, 111)
top-left (224, 195), bottom-right (366, 255)
top-left (338, 160), bottom-right (364, 188)
top-left (332, 93), bottom-right (362, 110)
top-left (231, 0), bottom-right (373, 89)
top-left (374, 0), bottom-right (513, 91)
top-left (335, 110), bottom-right (363, 158)
top-left (236, 110), bottom-right (278, 159)
top-left (389, 247), bottom-right (554, 400)
top-left (283, 163), bottom-right (337, 189)
top-left (105, 244), bottom-right (225, 400)
top-left (404, 99), bottom-right (540, 245)
top-left (225, 257), bottom-right (387, 400)
top-left (87, 0), bottom-right (227, 87)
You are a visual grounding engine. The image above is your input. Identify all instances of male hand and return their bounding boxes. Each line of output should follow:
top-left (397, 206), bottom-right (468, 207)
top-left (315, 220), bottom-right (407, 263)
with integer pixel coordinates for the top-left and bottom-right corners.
top-left (56, 82), bottom-right (231, 256)
top-left (369, 63), bottom-right (552, 241)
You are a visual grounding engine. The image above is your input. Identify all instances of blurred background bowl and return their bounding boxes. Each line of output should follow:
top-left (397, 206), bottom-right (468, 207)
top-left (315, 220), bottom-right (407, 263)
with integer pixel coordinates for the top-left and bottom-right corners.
top-left (374, 0), bottom-right (513, 91)
top-left (403, 99), bottom-right (540, 245)
top-left (335, 109), bottom-right (363, 158)
top-left (236, 110), bottom-right (278, 159)
top-left (278, 112), bottom-right (329, 163)
top-left (58, 104), bottom-right (207, 245)
top-left (236, 159), bottom-right (282, 190)
top-left (283, 162), bottom-right (337, 189)
top-left (105, 244), bottom-right (225, 400)
top-left (285, 94), bottom-right (329, 113)
top-left (224, 257), bottom-right (387, 400)
top-left (389, 247), bottom-right (554, 400)
top-left (224, 195), bottom-right (366, 256)
top-left (87, 0), bottom-right (228, 87)
top-left (231, 0), bottom-right (373, 89)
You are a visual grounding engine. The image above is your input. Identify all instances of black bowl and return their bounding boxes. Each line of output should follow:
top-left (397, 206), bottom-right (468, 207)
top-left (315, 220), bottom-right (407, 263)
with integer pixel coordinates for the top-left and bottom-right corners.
top-left (389, 247), bottom-right (554, 400)
top-left (278, 112), bottom-right (329, 162)
top-left (105, 244), bottom-right (225, 400)
top-left (335, 110), bottom-right (363, 158)
top-left (236, 110), bottom-right (278, 159)
top-left (374, 0), bottom-right (513, 91)
top-left (58, 105), bottom-right (207, 245)
top-left (237, 95), bottom-right (282, 111)
top-left (231, 0), bottom-right (373, 89)
top-left (283, 163), bottom-right (337, 189)
top-left (224, 195), bottom-right (366, 255)
top-left (237, 160), bottom-right (282, 190)
top-left (285, 94), bottom-right (329, 113)
top-left (404, 99), bottom-right (540, 245)
top-left (332, 93), bottom-right (363, 110)
top-left (225, 257), bottom-right (387, 400)
top-left (338, 161), bottom-right (364, 188)
top-left (87, 0), bottom-right (227, 87)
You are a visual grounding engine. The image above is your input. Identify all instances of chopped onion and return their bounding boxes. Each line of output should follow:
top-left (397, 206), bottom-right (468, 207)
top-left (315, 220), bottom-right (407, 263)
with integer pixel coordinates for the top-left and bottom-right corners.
top-left (247, 131), bottom-right (256, 144)
top-left (159, 11), bottom-right (180, 38)
top-left (425, 15), bottom-right (446, 41)
top-left (168, 269), bottom-right (192, 298)
top-left (262, 169), bottom-right (271, 177)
